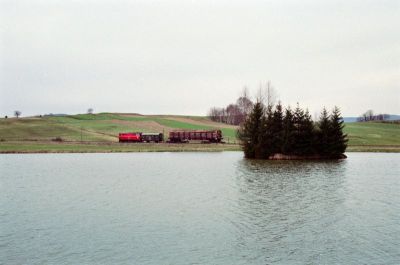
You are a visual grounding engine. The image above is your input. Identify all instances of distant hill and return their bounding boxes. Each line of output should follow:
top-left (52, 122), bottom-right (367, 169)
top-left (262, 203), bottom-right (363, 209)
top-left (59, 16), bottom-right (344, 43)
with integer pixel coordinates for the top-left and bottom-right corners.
top-left (388, 114), bottom-right (400, 121)
top-left (343, 114), bottom-right (400, 123)
top-left (43, 113), bottom-right (68, 117)
top-left (1, 113), bottom-right (399, 152)
top-left (343, 117), bottom-right (358, 123)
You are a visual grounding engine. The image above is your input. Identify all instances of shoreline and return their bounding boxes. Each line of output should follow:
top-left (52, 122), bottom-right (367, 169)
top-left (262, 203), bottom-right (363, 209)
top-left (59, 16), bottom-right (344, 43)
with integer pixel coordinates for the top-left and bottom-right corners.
top-left (1, 141), bottom-right (399, 154)
top-left (0, 141), bottom-right (241, 154)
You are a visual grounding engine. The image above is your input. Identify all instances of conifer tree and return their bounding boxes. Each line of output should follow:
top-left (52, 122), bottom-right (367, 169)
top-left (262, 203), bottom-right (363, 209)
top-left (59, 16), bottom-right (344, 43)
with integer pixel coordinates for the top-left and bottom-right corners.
top-left (292, 105), bottom-right (315, 155)
top-left (282, 107), bottom-right (295, 154)
top-left (328, 106), bottom-right (348, 156)
top-left (301, 109), bottom-right (316, 155)
top-left (237, 102), bottom-right (265, 158)
top-left (257, 104), bottom-right (274, 158)
top-left (317, 108), bottom-right (330, 155)
top-left (270, 103), bottom-right (284, 154)
top-left (292, 104), bottom-right (305, 155)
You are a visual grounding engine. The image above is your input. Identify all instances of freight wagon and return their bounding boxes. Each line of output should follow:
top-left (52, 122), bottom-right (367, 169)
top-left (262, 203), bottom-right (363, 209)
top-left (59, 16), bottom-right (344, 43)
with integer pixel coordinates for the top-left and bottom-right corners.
top-left (168, 130), bottom-right (222, 143)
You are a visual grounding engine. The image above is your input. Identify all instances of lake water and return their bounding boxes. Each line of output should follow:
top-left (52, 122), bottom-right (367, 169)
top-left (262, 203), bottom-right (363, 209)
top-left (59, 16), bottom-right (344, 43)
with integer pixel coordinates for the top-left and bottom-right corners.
top-left (1, 152), bottom-right (399, 264)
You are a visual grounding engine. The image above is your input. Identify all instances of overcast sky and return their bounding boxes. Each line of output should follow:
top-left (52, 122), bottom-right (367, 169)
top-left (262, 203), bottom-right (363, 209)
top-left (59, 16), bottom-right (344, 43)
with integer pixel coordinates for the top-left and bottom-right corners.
top-left (1, 0), bottom-right (399, 117)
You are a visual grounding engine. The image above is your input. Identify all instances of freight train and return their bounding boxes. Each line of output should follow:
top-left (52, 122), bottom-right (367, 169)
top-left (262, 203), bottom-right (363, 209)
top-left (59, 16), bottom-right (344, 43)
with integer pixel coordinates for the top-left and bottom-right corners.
top-left (118, 130), bottom-right (223, 143)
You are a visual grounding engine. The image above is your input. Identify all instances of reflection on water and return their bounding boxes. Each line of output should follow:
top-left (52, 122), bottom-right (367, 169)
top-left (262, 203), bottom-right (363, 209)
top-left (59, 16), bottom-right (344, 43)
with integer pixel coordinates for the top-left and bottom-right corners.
top-left (1, 152), bottom-right (399, 264)
top-left (234, 160), bottom-right (348, 264)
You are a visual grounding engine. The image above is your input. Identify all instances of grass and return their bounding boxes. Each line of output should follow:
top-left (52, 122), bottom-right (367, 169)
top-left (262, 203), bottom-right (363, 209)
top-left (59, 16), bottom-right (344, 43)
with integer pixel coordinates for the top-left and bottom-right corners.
top-left (346, 145), bottom-right (400, 152)
top-left (0, 141), bottom-right (240, 153)
top-left (344, 122), bottom-right (400, 146)
top-left (153, 118), bottom-right (209, 130)
top-left (0, 118), bottom-right (108, 141)
top-left (0, 114), bottom-right (399, 153)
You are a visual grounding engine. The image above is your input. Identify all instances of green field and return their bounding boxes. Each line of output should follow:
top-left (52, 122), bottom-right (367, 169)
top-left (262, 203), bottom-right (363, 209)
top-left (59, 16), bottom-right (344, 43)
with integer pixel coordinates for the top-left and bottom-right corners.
top-left (344, 122), bottom-right (400, 145)
top-left (0, 141), bottom-right (240, 153)
top-left (0, 113), bottom-right (399, 153)
top-left (343, 122), bottom-right (400, 152)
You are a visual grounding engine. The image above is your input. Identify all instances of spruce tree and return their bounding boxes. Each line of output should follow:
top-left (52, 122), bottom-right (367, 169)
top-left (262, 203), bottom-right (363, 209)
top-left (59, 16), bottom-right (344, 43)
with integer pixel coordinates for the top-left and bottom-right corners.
top-left (317, 108), bottom-right (330, 155)
top-left (237, 102), bottom-right (265, 158)
top-left (301, 109), bottom-right (316, 155)
top-left (257, 104), bottom-right (274, 158)
top-left (292, 105), bottom-right (315, 155)
top-left (282, 107), bottom-right (295, 154)
top-left (270, 103), bottom-right (284, 154)
top-left (328, 106), bottom-right (348, 156)
top-left (292, 104), bottom-right (305, 155)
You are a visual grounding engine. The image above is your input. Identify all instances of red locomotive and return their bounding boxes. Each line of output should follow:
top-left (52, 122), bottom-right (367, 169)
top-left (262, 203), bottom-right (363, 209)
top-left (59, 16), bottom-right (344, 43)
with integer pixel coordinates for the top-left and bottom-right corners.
top-left (168, 130), bottom-right (223, 143)
top-left (118, 132), bottom-right (142, 142)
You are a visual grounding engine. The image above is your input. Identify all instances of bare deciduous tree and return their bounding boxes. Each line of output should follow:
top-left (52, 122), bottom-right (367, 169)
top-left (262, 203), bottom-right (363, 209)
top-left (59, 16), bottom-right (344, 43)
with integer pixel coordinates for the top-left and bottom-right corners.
top-left (208, 84), bottom-right (279, 125)
top-left (255, 81), bottom-right (278, 107)
top-left (226, 104), bottom-right (241, 125)
top-left (14, 110), bottom-right (21, 118)
top-left (365, 110), bottom-right (374, 121)
top-left (265, 81), bottom-right (277, 107)
top-left (237, 86), bottom-right (253, 118)
top-left (87, 108), bottom-right (94, 114)
top-left (208, 107), bottom-right (219, 121)
top-left (208, 107), bottom-right (226, 123)
top-left (208, 82), bottom-right (278, 125)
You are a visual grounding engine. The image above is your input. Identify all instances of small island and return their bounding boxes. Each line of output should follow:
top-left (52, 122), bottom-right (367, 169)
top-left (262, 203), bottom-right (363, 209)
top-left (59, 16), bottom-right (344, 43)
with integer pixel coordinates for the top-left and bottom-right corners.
top-left (237, 102), bottom-right (348, 160)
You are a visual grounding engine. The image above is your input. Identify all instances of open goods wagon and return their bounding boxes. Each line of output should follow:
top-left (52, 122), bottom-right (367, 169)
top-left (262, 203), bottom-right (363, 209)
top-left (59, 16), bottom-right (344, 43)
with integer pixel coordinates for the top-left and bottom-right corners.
top-left (168, 130), bottom-right (222, 143)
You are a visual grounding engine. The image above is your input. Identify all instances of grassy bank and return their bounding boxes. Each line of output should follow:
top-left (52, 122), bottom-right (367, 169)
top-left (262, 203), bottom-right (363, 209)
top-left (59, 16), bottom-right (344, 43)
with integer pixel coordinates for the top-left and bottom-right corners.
top-left (0, 114), bottom-right (399, 153)
top-left (0, 141), bottom-right (240, 153)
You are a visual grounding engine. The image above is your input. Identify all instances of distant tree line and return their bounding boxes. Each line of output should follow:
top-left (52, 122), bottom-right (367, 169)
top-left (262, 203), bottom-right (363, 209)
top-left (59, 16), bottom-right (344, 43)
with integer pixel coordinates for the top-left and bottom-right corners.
top-left (237, 102), bottom-right (348, 159)
top-left (208, 88), bottom-right (253, 125)
top-left (208, 83), bottom-right (277, 125)
top-left (357, 110), bottom-right (390, 122)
